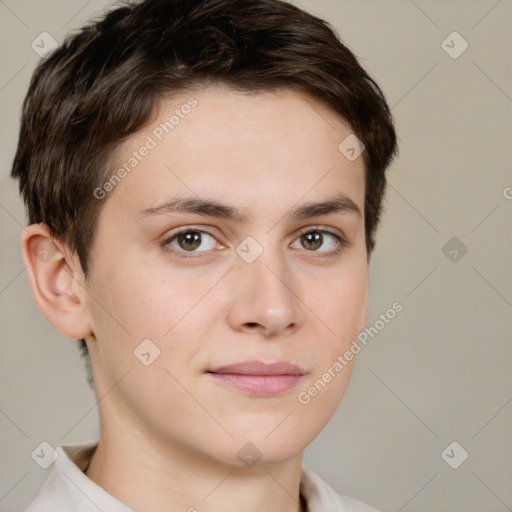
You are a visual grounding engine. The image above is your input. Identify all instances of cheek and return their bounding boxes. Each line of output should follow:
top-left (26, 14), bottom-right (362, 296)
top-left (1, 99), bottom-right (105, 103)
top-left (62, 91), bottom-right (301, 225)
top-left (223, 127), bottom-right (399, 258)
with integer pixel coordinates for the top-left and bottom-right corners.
top-left (90, 259), bottom-right (196, 340)
top-left (309, 260), bottom-right (368, 348)
top-left (293, 269), bottom-right (367, 435)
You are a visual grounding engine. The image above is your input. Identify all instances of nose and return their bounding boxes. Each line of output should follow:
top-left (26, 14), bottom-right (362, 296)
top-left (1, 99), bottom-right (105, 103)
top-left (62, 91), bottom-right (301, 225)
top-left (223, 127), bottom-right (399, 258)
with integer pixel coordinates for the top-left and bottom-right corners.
top-left (226, 246), bottom-right (301, 338)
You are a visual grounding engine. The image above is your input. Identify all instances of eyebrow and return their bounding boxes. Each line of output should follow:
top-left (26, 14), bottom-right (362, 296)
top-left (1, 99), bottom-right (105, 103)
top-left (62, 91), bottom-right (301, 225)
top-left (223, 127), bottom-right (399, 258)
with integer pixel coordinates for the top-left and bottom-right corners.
top-left (134, 192), bottom-right (361, 223)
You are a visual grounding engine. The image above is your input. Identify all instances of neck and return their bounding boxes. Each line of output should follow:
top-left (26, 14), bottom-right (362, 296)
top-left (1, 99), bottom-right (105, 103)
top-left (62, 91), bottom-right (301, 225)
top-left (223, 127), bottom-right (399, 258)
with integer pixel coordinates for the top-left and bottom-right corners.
top-left (84, 428), bottom-right (307, 512)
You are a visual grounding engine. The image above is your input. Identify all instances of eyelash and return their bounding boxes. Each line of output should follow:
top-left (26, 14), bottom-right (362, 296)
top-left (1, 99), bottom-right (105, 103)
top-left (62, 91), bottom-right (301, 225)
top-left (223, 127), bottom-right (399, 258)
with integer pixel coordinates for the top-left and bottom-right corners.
top-left (161, 225), bottom-right (348, 259)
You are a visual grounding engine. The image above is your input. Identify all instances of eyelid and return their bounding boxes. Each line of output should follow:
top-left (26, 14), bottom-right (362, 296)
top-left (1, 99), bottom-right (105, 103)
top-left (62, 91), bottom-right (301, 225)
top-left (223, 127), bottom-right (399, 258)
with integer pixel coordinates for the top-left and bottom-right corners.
top-left (165, 225), bottom-right (223, 240)
top-left (294, 224), bottom-right (346, 242)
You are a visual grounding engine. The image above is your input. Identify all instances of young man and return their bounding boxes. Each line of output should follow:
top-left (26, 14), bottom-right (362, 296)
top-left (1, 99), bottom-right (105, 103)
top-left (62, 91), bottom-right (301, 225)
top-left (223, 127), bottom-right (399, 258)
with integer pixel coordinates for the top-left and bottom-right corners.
top-left (12, 0), bottom-right (397, 510)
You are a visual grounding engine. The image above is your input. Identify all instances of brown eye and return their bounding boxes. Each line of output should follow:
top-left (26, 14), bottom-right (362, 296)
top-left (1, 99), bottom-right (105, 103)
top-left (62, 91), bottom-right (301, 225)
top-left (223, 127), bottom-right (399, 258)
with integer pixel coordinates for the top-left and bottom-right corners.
top-left (291, 228), bottom-right (345, 255)
top-left (165, 229), bottom-right (218, 254)
top-left (300, 231), bottom-right (323, 250)
top-left (177, 230), bottom-right (202, 251)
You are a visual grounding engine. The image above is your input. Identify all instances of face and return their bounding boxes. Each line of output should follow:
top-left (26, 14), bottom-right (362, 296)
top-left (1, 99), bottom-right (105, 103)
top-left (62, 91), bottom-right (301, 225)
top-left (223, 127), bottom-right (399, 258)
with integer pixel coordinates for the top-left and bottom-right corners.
top-left (83, 85), bottom-right (368, 466)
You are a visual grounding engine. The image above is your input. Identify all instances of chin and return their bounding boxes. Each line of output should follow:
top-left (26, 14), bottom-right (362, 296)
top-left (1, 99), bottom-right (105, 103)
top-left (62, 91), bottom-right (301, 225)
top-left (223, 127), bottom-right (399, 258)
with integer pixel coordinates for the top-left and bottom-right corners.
top-left (221, 425), bottom-right (312, 469)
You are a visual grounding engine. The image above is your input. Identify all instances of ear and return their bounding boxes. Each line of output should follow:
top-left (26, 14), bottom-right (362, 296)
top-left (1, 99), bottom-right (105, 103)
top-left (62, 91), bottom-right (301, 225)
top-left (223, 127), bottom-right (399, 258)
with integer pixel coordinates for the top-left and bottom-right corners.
top-left (20, 223), bottom-right (92, 339)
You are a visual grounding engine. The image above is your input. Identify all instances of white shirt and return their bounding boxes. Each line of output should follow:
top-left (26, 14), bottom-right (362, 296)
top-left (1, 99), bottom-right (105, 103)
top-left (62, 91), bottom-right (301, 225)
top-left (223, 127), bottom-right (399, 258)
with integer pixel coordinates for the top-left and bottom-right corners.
top-left (24, 439), bottom-right (382, 512)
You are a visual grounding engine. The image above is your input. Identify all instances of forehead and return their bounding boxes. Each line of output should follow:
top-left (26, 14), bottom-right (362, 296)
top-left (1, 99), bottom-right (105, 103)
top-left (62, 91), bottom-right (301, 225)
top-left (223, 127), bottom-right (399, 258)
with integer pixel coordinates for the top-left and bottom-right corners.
top-left (102, 85), bottom-right (365, 222)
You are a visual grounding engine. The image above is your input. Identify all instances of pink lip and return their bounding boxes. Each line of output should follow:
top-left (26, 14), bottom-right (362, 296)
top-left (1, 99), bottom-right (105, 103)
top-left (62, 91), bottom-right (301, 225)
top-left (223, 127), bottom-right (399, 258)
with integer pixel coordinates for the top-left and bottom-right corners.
top-left (207, 361), bottom-right (306, 396)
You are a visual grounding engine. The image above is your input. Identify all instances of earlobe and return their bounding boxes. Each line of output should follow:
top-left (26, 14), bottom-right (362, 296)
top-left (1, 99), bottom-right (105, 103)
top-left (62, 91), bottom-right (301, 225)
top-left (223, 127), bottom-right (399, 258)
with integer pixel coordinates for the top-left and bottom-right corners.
top-left (20, 223), bottom-right (92, 339)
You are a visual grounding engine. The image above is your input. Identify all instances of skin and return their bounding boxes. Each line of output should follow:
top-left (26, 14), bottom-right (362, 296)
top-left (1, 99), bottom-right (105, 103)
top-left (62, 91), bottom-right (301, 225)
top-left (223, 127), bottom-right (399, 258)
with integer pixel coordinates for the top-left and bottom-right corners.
top-left (22, 85), bottom-right (368, 512)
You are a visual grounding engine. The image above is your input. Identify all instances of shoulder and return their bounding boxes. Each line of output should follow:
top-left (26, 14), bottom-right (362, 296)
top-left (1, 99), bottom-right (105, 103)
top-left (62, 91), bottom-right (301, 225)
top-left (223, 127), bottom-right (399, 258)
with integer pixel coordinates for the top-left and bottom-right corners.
top-left (22, 462), bottom-right (75, 512)
top-left (22, 439), bottom-right (132, 512)
top-left (301, 464), bottom-right (383, 512)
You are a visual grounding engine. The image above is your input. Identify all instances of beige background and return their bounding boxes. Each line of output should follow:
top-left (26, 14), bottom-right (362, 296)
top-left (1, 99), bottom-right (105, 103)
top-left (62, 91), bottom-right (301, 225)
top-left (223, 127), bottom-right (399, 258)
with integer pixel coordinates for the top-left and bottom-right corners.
top-left (1, 1), bottom-right (511, 511)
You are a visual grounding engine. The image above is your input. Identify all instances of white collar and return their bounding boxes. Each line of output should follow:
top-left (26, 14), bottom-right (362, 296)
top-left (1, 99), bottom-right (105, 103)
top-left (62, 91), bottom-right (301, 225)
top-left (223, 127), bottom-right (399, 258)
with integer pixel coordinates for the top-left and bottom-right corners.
top-left (24, 438), bottom-right (381, 512)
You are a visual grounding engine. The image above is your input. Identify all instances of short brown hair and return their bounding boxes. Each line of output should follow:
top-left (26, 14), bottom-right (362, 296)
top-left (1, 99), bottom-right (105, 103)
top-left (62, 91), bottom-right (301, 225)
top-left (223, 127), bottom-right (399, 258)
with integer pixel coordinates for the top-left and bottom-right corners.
top-left (11, 0), bottom-right (398, 389)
